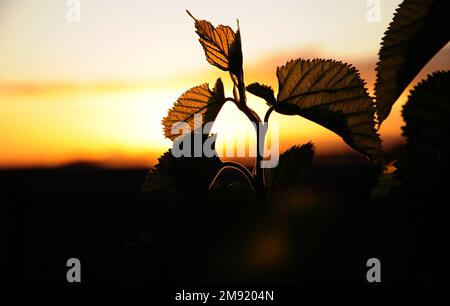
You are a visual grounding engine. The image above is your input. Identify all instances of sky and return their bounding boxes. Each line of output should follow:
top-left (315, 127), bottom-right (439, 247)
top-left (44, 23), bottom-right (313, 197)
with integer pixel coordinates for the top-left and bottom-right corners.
top-left (0, 0), bottom-right (449, 168)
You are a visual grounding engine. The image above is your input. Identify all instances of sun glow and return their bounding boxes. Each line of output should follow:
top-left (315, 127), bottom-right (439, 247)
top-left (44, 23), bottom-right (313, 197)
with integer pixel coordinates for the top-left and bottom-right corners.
top-left (0, 86), bottom-right (175, 168)
top-left (0, 74), bottom-right (421, 169)
top-left (1, 0), bottom-right (447, 168)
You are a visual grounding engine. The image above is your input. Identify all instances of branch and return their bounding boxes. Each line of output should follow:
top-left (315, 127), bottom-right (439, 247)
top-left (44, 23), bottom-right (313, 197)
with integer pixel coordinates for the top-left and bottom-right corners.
top-left (264, 105), bottom-right (277, 123)
top-left (224, 97), bottom-right (239, 104)
top-left (208, 162), bottom-right (257, 191)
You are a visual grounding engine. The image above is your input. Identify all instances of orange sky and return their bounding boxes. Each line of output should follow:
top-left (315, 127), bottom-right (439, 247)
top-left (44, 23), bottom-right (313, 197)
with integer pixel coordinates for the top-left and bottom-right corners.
top-left (0, 1), bottom-right (449, 168)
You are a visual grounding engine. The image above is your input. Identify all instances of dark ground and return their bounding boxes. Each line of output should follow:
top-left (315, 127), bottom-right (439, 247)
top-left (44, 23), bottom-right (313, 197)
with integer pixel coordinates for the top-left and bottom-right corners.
top-left (0, 157), bottom-right (443, 286)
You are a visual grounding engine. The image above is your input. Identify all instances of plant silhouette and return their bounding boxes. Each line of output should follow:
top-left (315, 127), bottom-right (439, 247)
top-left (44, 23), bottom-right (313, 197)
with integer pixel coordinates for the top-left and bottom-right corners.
top-left (371, 0), bottom-right (449, 195)
top-left (134, 0), bottom-right (450, 284)
top-left (144, 10), bottom-right (384, 206)
top-left (374, 0), bottom-right (450, 124)
top-left (369, 0), bottom-right (450, 285)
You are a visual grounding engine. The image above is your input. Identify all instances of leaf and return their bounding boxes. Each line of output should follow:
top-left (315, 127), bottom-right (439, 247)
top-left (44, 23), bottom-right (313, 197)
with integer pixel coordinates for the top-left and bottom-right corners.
top-left (228, 25), bottom-right (244, 82)
top-left (246, 82), bottom-right (277, 105)
top-left (162, 78), bottom-right (225, 141)
top-left (265, 142), bottom-right (315, 190)
top-left (138, 134), bottom-right (223, 245)
top-left (375, 0), bottom-right (450, 125)
top-left (395, 71), bottom-right (450, 182)
top-left (143, 133), bottom-right (222, 194)
top-left (188, 11), bottom-right (241, 74)
top-left (370, 173), bottom-right (401, 200)
top-left (142, 150), bottom-right (176, 193)
top-left (275, 58), bottom-right (383, 164)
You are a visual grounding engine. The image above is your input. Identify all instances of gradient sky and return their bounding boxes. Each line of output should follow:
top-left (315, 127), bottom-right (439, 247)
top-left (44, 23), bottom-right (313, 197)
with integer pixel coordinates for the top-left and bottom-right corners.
top-left (0, 0), bottom-right (449, 167)
top-left (0, 0), bottom-right (403, 82)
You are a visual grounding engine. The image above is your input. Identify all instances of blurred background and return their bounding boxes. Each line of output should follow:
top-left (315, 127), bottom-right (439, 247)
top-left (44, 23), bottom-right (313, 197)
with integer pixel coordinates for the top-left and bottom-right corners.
top-left (1, 0), bottom-right (448, 168)
top-left (1, 0), bottom-right (449, 286)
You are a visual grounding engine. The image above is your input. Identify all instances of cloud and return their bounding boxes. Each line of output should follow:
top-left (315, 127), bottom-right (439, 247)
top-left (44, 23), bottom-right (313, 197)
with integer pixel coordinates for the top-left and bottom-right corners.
top-left (3, 44), bottom-right (448, 98)
top-left (0, 82), bottom-right (153, 96)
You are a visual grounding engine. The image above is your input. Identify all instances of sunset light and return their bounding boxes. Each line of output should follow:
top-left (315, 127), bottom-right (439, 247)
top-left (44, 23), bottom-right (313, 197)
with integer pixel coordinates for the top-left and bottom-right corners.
top-left (1, 0), bottom-right (448, 168)
top-left (3, 0), bottom-right (450, 289)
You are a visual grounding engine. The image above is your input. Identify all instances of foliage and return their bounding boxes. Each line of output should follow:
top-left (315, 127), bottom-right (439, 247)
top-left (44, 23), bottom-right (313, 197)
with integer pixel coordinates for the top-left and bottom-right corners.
top-left (140, 0), bottom-right (449, 239)
top-left (394, 71), bottom-right (450, 182)
top-left (255, 59), bottom-right (382, 164)
top-left (162, 79), bottom-right (225, 140)
top-left (265, 143), bottom-right (315, 190)
top-left (375, 0), bottom-right (450, 125)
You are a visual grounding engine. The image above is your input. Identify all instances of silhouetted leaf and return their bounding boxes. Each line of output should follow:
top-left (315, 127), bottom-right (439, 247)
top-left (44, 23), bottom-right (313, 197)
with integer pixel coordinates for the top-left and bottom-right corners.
top-left (188, 11), bottom-right (240, 74)
top-left (228, 25), bottom-right (244, 82)
top-left (274, 59), bottom-right (383, 164)
top-left (265, 142), bottom-right (315, 190)
top-left (375, 0), bottom-right (450, 125)
top-left (370, 173), bottom-right (401, 200)
top-left (162, 78), bottom-right (225, 140)
top-left (143, 133), bottom-right (222, 195)
top-left (246, 82), bottom-right (276, 105)
top-left (138, 134), bottom-right (223, 245)
top-left (142, 151), bottom-right (176, 193)
top-left (395, 71), bottom-right (450, 182)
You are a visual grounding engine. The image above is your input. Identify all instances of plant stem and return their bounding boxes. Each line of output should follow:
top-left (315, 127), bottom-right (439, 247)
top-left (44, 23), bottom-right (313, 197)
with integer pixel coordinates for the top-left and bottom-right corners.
top-left (225, 75), bottom-right (269, 209)
top-left (208, 162), bottom-right (256, 191)
top-left (264, 105), bottom-right (276, 124)
top-left (236, 102), bottom-right (266, 205)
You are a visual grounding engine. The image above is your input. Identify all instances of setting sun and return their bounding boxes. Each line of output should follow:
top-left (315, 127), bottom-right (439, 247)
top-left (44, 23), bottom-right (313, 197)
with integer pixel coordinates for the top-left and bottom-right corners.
top-left (1, 0), bottom-right (448, 168)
